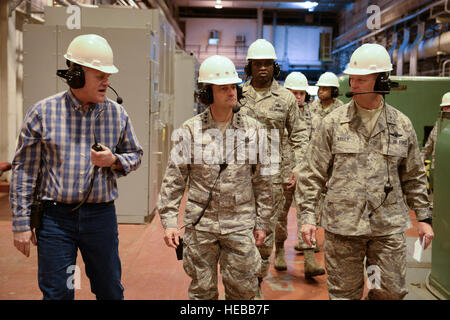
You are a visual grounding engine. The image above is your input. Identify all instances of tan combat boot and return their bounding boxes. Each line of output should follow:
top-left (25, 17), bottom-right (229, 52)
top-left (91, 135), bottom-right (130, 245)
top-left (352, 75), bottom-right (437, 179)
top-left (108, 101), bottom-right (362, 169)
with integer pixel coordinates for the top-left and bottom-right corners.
top-left (274, 242), bottom-right (287, 271)
top-left (294, 237), bottom-right (320, 253)
top-left (304, 248), bottom-right (325, 278)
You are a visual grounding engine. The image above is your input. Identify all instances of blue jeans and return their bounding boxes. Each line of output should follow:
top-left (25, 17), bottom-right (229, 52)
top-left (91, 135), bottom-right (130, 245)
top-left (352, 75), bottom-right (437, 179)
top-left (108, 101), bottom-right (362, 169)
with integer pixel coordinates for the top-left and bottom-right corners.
top-left (36, 201), bottom-right (124, 300)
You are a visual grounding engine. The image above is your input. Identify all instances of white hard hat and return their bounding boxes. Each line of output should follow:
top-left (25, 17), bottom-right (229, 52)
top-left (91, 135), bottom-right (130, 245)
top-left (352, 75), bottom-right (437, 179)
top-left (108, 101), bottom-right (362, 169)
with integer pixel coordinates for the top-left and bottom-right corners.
top-left (198, 55), bottom-right (242, 85)
top-left (64, 34), bottom-right (118, 74)
top-left (441, 92), bottom-right (450, 107)
top-left (284, 72), bottom-right (309, 91)
top-left (343, 43), bottom-right (392, 75)
top-left (316, 72), bottom-right (340, 87)
top-left (246, 39), bottom-right (277, 60)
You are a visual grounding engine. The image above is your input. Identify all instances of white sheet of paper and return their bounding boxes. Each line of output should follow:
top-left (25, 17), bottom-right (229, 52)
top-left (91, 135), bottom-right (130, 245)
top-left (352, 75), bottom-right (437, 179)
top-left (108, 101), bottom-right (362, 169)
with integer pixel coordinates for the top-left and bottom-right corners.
top-left (412, 237), bottom-right (426, 262)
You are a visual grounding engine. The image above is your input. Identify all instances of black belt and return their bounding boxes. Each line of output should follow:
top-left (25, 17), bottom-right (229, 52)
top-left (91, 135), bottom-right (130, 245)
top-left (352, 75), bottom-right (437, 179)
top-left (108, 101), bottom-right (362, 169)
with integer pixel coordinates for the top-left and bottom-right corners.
top-left (42, 200), bottom-right (114, 209)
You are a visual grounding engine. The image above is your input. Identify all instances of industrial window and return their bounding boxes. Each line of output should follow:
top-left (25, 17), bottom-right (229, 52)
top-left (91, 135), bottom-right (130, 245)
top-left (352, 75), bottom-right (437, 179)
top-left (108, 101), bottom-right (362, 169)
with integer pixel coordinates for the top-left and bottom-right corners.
top-left (319, 32), bottom-right (332, 61)
top-left (208, 30), bottom-right (220, 45)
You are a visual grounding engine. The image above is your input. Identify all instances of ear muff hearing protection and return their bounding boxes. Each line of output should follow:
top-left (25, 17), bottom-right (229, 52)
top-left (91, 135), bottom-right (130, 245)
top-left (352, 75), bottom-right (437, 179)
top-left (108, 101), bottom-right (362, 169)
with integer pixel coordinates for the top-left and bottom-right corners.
top-left (195, 85), bottom-right (244, 106)
top-left (331, 87), bottom-right (339, 98)
top-left (374, 72), bottom-right (391, 92)
top-left (305, 92), bottom-right (311, 103)
top-left (66, 62), bottom-right (85, 89)
top-left (197, 85), bottom-right (214, 106)
top-left (244, 61), bottom-right (281, 80)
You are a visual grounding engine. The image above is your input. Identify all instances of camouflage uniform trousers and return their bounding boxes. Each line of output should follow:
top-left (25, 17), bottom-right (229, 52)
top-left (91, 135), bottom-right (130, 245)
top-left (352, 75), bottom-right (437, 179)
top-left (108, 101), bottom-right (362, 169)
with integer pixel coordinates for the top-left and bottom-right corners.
top-left (324, 231), bottom-right (408, 300)
top-left (183, 227), bottom-right (262, 300)
top-left (275, 185), bottom-right (295, 243)
top-left (257, 182), bottom-right (285, 278)
top-left (274, 185), bottom-right (320, 247)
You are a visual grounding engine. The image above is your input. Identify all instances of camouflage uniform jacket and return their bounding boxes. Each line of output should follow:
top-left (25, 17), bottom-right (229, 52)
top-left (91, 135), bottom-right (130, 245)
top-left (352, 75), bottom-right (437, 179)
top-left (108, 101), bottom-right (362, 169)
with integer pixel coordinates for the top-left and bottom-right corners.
top-left (280, 103), bottom-right (319, 180)
top-left (157, 108), bottom-right (273, 234)
top-left (296, 100), bottom-right (432, 236)
top-left (240, 80), bottom-right (309, 183)
top-left (420, 120), bottom-right (438, 169)
top-left (309, 98), bottom-right (344, 118)
top-left (301, 103), bottom-right (322, 140)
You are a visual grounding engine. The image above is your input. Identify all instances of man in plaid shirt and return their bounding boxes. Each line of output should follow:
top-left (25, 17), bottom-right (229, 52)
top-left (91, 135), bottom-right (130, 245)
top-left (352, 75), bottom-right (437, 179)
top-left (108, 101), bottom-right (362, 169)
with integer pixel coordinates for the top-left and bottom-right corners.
top-left (10, 34), bottom-right (143, 300)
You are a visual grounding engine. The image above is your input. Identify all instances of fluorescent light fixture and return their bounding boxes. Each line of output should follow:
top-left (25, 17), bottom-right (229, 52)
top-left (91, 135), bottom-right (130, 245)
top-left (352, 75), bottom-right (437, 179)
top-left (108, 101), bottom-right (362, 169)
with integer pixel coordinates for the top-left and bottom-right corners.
top-left (215, 0), bottom-right (222, 9)
top-left (294, 1), bottom-right (319, 11)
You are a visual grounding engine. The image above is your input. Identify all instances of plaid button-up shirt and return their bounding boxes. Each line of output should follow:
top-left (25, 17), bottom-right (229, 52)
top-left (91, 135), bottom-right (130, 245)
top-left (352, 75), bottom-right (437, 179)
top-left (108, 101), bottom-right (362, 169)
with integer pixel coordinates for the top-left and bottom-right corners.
top-left (10, 89), bottom-right (143, 232)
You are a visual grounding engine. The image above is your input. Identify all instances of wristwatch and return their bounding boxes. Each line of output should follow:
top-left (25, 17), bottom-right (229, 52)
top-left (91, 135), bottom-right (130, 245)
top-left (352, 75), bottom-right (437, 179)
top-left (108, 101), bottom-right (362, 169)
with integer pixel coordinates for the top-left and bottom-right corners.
top-left (110, 156), bottom-right (120, 171)
top-left (418, 217), bottom-right (432, 226)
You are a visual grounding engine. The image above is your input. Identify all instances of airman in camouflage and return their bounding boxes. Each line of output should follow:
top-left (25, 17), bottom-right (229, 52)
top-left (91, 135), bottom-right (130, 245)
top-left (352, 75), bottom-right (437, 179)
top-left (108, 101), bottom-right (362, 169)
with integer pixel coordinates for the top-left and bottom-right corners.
top-left (296, 44), bottom-right (434, 300)
top-left (294, 103), bottom-right (327, 252)
top-left (158, 55), bottom-right (272, 300)
top-left (274, 71), bottom-right (325, 278)
top-left (308, 96), bottom-right (344, 118)
top-left (299, 103), bottom-right (320, 140)
top-left (421, 92), bottom-right (450, 170)
top-left (309, 71), bottom-right (344, 118)
top-left (240, 40), bottom-right (309, 298)
top-left (297, 73), bottom-right (343, 255)
top-left (421, 120), bottom-right (438, 171)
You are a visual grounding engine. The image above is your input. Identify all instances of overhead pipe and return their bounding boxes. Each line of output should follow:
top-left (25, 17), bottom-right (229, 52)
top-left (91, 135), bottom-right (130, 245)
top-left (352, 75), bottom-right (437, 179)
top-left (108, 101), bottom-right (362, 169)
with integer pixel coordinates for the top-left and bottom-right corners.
top-left (395, 31), bottom-right (450, 62)
top-left (127, 0), bottom-right (140, 9)
top-left (272, 10), bottom-right (277, 45)
top-left (416, 31), bottom-right (450, 60)
top-left (396, 27), bottom-right (410, 76)
top-left (389, 29), bottom-right (398, 65)
top-left (257, 8), bottom-right (264, 39)
top-left (64, 0), bottom-right (98, 8)
top-left (409, 22), bottom-right (425, 76)
top-left (333, 0), bottom-right (446, 54)
top-left (282, 26), bottom-right (289, 70)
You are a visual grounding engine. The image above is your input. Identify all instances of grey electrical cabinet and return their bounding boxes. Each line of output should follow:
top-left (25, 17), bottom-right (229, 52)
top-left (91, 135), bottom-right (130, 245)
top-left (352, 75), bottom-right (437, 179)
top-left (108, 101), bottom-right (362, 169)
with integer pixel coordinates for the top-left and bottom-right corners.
top-left (23, 6), bottom-right (176, 223)
top-left (173, 50), bottom-right (197, 130)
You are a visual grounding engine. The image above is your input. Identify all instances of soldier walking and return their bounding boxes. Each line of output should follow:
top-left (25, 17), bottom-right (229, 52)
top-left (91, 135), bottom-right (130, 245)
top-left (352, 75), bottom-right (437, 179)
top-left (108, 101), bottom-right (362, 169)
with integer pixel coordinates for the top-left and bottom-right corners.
top-left (239, 39), bottom-right (309, 298)
top-left (157, 55), bottom-right (272, 300)
top-left (296, 44), bottom-right (434, 299)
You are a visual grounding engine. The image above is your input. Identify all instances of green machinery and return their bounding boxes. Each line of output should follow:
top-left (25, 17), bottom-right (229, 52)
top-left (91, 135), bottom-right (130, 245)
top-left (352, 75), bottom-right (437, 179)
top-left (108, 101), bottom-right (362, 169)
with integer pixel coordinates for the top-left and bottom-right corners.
top-left (429, 111), bottom-right (450, 299)
top-left (338, 75), bottom-right (450, 299)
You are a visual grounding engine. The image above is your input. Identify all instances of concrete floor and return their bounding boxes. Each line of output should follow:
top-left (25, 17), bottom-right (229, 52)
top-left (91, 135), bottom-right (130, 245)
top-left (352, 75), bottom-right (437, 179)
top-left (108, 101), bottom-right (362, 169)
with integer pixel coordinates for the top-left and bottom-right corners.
top-left (0, 188), bottom-right (440, 300)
